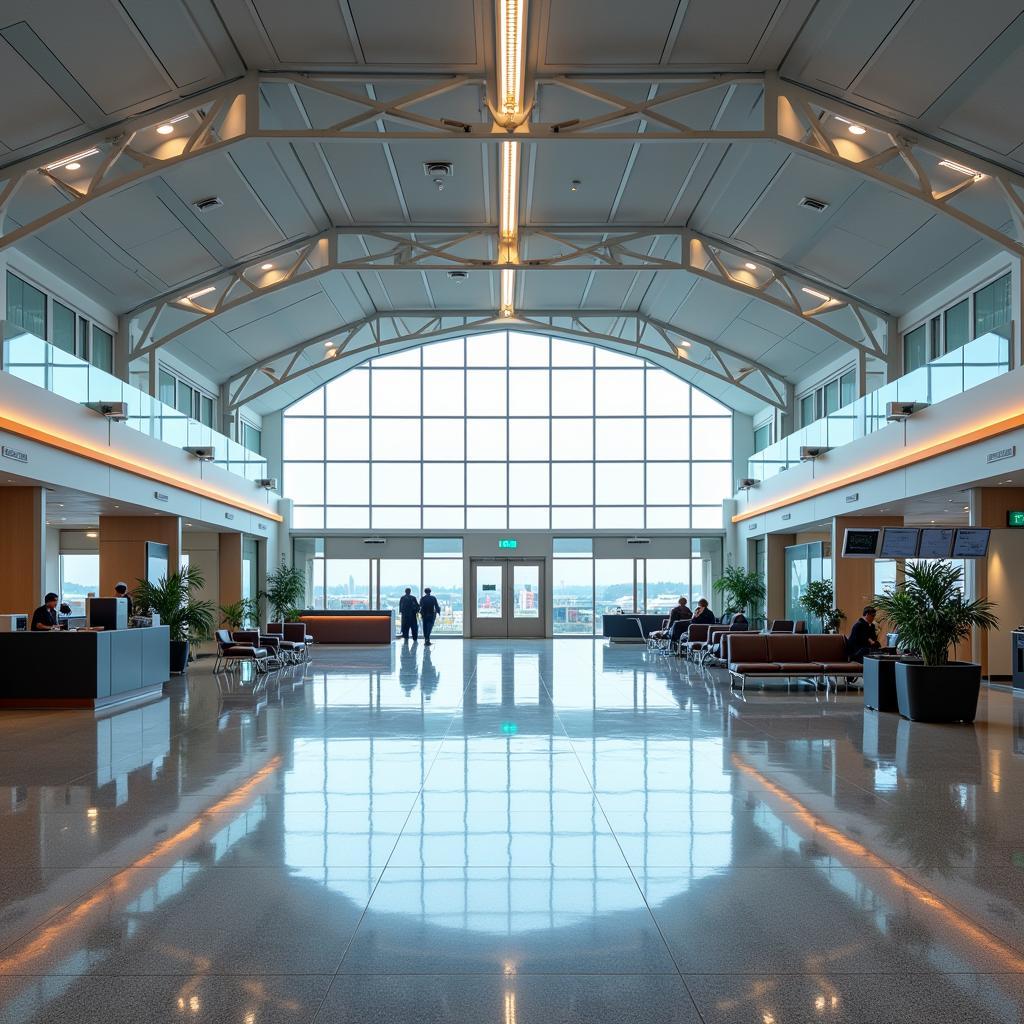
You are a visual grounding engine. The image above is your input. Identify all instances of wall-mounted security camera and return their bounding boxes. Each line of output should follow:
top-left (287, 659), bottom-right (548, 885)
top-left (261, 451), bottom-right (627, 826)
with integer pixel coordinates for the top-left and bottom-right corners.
top-left (183, 446), bottom-right (216, 461)
top-left (87, 401), bottom-right (129, 421)
top-left (799, 446), bottom-right (831, 462)
top-left (256, 477), bottom-right (278, 490)
top-left (885, 401), bottom-right (929, 422)
top-left (737, 478), bottom-right (758, 491)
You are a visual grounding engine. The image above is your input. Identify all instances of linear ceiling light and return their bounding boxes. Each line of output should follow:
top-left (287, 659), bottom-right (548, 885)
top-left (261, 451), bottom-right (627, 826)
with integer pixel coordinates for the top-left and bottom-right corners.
top-left (155, 113), bottom-right (190, 135)
top-left (500, 140), bottom-right (520, 244)
top-left (43, 148), bottom-right (100, 171)
top-left (498, 0), bottom-right (527, 120)
top-left (938, 158), bottom-right (984, 180)
top-left (185, 286), bottom-right (216, 302)
top-left (801, 286), bottom-right (833, 302)
top-left (500, 268), bottom-right (515, 317)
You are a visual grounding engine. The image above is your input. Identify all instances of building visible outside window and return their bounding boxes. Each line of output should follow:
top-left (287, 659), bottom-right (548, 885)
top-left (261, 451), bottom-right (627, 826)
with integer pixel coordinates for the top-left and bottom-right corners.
top-left (281, 332), bottom-right (733, 531)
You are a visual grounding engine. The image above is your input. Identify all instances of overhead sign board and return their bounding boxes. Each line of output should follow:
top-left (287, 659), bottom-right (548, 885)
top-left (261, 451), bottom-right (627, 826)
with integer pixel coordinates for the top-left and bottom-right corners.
top-left (498, 538), bottom-right (517, 549)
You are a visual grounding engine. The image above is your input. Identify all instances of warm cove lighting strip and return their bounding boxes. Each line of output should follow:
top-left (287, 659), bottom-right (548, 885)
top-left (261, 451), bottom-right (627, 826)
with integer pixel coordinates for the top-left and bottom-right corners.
top-left (732, 406), bottom-right (1024, 523)
top-left (496, 0), bottom-right (526, 318)
top-left (498, 0), bottom-right (526, 120)
top-left (732, 754), bottom-right (1024, 972)
top-left (0, 412), bottom-right (282, 523)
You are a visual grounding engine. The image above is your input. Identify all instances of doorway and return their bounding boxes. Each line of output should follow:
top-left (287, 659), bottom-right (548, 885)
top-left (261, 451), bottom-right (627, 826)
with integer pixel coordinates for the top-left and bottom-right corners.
top-left (470, 559), bottom-right (545, 638)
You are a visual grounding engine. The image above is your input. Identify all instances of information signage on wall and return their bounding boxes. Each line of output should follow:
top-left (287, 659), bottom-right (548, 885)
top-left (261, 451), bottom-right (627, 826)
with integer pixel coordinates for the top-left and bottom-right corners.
top-left (1008, 510), bottom-right (1024, 528)
top-left (498, 538), bottom-right (518, 549)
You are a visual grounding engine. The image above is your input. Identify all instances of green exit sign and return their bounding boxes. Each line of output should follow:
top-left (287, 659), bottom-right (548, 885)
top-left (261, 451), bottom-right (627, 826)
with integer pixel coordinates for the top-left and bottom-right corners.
top-left (498, 538), bottom-right (518, 549)
top-left (1009, 510), bottom-right (1024, 528)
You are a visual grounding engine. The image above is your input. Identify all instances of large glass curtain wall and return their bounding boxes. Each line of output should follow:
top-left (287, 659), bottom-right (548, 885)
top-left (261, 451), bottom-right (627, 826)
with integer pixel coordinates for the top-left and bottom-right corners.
top-left (282, 332), bottom-right (733, 530)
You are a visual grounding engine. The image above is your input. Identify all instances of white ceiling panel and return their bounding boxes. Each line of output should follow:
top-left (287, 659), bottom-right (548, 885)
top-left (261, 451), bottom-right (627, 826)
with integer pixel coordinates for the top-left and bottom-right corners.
top-left (322, 147), bottom-right (407, 222)
top-left (829, 184), bottom-right (930, 252)
top-left (230, 144), bottom-right (322, 240)
top-left (540, 0), bottom-right (680, 66)
top-left (525, 142), bottom-right (634, 222)
top-left (349, 0), bottom-right (482, 65)
top-left (80, 185), bottom-right (185, 250)
top-left (129, 228), bottom-right (221, 286)
top-left (669, 0), bottom-right (783, 65)
top-left (939, 42), bottom-right (1024, 154)
top-left (250, 0), bottom-right (358, 64)
top-left (0, 37), bottom-right (79, 152)
top-left (796, 227), bottom-right (889, 290)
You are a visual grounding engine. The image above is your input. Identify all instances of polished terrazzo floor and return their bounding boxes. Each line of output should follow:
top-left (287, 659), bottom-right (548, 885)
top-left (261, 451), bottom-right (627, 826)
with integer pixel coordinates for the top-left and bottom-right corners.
top-left (1, 639), bottom-right (1024, 1022)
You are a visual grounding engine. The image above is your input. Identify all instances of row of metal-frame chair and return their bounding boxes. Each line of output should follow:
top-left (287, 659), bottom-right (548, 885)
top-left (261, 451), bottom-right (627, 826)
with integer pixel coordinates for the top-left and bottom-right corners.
top-left (647, 618), bottom-right (809, 665)
top-left (214, 622), bottom-right (314, 673)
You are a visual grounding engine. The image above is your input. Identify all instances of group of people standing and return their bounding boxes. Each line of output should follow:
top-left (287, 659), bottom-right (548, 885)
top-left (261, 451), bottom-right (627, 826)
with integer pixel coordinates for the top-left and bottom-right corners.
top-left (397, 587), bottom-right (441, 645)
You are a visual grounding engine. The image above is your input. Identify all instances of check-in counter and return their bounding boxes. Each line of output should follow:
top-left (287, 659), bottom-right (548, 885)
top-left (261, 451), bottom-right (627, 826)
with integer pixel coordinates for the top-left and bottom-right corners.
top-left (602, 613), bottom-right (665, 642)
top-left (0, 626), bottom-right (170, 709)
top-left (298, 610), bottom-right (394, 644)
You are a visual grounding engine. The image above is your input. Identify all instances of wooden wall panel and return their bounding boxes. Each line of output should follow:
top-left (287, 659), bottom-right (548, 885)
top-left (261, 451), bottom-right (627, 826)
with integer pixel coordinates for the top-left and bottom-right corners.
top-left (99, 515), bottom-right (180, 595)
top-left (0, 487), bottom-right (45, 612)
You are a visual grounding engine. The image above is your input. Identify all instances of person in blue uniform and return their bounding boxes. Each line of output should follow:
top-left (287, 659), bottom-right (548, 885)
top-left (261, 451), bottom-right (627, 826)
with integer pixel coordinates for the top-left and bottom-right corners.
top-left (420, 587), bottom-right (441, 645)
top-left (398, 588), bottom-right (420, 642)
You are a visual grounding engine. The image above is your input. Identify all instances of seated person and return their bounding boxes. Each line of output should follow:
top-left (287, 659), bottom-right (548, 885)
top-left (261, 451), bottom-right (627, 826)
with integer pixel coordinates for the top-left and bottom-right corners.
top-left (31, 593), bottom-right (60, 631)
top-left (690, 599), bottom-right (716, 625)
top-left (847, 605), bottom-right (881, 663)
top-left (729, 611), bottom-right (749, 630)
top-left (114, 581), bottom-right (134, 618)
top-left (649, 597), bottom-right (692, 640)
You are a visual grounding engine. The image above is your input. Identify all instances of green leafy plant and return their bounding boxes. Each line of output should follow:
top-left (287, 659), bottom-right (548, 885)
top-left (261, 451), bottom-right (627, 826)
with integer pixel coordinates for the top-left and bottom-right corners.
top-left (874, 560), bottom-right (997, 666)
top-left (712, 566), bottom-right (766, 616)
top-left (262, 558), bottom-right (307, 622)
top-left (219, 598), bottom-right (259, 630)
top-left (133, 566), bottom-right (215, 645)
top-left (798, 579), bottom-right (845, 634)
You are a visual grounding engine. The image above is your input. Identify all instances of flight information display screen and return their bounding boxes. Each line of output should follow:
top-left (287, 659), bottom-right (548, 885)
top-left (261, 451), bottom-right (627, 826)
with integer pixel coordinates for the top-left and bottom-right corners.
top-left (952, 528), bottom-right (991, 558)
top-left (879, 528), bottom-right (920, 558)
top-left (842, 529), bottom-right (880, 558)
top-left (917, 527), bottom-right (955, 559)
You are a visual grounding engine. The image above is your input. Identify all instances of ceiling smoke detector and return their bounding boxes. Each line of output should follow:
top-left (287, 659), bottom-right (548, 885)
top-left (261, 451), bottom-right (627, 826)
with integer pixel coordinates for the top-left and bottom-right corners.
top-left (192, 196), bottom-right (223, 212)
top-left (424, 161), bottom-right (454, 192)
top-left (447, 270), bottom-right (469, 283)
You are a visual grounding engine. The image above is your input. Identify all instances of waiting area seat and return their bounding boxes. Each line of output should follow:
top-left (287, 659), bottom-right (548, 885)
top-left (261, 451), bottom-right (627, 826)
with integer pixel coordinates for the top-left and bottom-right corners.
top-left (214, 629), bottom-right (270, 674)
top-left (728, 633), bottom-right (863, 692)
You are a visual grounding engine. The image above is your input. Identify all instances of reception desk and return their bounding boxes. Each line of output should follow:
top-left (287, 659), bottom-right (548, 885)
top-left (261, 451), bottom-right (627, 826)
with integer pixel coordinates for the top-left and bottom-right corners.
top-left (0, 626), bottom-right (170, 710)
top-left (602, 613), bottom-right (665, 643)
top-left (299, 610), bottom-right (394, 644)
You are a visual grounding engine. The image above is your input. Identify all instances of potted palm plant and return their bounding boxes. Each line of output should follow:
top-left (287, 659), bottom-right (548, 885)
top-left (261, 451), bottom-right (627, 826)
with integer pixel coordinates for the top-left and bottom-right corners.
top-left (798, 579), bottom-right (845, 634)
top-left (219, 597), bottom-right (259, 631)
top-left (263, 558), bottom-right (307, 625)
top-left (712, 566), bottom-right (766, 621)
top-left (134, 566), bottom-right (216, 674)
top-left (874, 561), bottom-right (997, 724)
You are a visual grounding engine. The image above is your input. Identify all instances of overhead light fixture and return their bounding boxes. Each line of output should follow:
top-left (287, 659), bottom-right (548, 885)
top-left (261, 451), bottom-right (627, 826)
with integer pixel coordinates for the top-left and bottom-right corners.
top-left (260, 262), bottom-right (274, 271)
top-left (801, 286), bottom-right (833, 302)
top-left (185, 286), bottom-right (216, 302)
top-left (498, 0), bottom-right (527, 121)
top-left (85, 531), bottom-right (98, 539)
top-left (569, 179), bottom-right (580, 192)
top-left (744, 262), bottom-right (757, 271)
top-left (326, 347), bottom-right (338, 358)
top-left (848, 124), bottom-right (866, 135)
top-left (155, 113), bottom-right (190, 135)
top-left (500, 140), bottom-right (520, 245)
top-left (500, 268), bottom-right (515, 317)
top-left (44, 148), bottom-right (100, 172)
top-left (324, 340), bottom-right (334, 347)
top-left (939, 159), bottom-right (984, 179)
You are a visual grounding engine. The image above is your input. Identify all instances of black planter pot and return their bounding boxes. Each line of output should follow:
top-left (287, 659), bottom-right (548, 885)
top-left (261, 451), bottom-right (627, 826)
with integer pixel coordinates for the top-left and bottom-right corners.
top-left (863, 655), bottom-right (899, 712)
top-left (894, 660), bottom-right (981, 723)
top-left (169, 639), bottom-right (190, 675)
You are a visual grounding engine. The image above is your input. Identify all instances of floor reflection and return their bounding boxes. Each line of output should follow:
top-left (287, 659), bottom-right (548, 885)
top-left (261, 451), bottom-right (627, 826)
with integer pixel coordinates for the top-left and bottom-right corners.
top-left (1, 640), bottom-right (1024, 1022)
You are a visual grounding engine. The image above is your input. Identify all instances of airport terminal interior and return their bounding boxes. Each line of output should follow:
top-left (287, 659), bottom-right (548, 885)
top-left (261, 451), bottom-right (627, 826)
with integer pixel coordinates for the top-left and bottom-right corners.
top-left (4, 1), bottom-right (1024, 1021)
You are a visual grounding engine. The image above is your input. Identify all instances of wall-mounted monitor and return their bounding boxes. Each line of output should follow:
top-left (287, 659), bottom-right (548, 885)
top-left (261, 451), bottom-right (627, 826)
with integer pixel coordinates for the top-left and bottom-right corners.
top-left (917, 527), bottom-right (955, 559)
top-left (842, 528), bottom-right (880, 558)
top-left (952, 528), bottom-right (991, 558)
top-left (879, 528), bottom-right (920, 559)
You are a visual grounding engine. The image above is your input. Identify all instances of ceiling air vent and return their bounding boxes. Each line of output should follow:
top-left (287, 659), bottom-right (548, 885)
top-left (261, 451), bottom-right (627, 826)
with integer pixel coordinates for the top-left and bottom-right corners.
top-left (625, 537), bottom-right (651, 545)
top-left (447, 270), bottom-right (468, 283)
top-left (799, 196), bottom-right (829, 211)
top-left (192, 196), bottom-right (223, 212)
top-left (424, 161), bottom-right (454, 191)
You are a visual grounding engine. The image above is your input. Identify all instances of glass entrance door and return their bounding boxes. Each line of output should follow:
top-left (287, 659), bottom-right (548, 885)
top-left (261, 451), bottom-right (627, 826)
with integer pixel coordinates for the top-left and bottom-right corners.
top-left (471, 559), bottom-right (545, 638)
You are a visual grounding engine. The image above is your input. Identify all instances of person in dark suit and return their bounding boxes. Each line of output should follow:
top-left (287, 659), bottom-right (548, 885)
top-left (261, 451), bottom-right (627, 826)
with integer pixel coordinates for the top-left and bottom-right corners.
top-left (114, 582), bottom-right (134, 618)
top-left (31, 593), bottom-right (60, 631)
top-left (419, 587), bottom-right (441, 646)
top-left (691, 599), bottom-right (716, 624)
top-left (847, 606), bottom-right (880, 662)
top-left (398, 588), bottom-right (420, 642)
top-left (650, 597), bottom-right (692, 642)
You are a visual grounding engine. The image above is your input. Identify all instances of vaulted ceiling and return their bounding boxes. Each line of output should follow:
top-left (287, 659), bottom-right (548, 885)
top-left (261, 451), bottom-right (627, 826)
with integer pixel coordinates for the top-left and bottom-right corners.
top-left (2, 0), bottom-right (1022, 415)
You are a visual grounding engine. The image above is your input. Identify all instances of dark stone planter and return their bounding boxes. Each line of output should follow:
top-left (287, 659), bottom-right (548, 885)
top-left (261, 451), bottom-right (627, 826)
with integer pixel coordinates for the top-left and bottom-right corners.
top-left (863, 656), bottom-right (899, 712)
top-left (894, 660), bottom-right (981, 723)
top-left (169, 639), bottom-right (190, 675)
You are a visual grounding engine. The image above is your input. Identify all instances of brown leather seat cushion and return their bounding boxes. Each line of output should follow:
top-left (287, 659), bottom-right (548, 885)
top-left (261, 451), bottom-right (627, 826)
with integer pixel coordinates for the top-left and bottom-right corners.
top-left (767, 634), bottom-right (808, 663)
top-left (728, 635), bottom-right (768, 667)
top-left (685, 623), bottom-right (711, 642)
top-left (806, 634), bottom-right (848, 662)
top-left (774, 662), bottom-right (820, 673)
top-left (817, 662), bottom-right (863, 673)
top-left (732, 662), bottom-right (785, 673)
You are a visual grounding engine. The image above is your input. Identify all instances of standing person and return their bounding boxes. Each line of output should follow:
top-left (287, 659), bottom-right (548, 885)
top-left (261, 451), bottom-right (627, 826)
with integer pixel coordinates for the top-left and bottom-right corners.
top-left (398, 587), bottom-right (420, 642)
top-left (847, 605), bottom-right (880, 663)
top-left (419, 587), bottom-right (441, 646)
top-left (114, 581), bottom-right (134, 618)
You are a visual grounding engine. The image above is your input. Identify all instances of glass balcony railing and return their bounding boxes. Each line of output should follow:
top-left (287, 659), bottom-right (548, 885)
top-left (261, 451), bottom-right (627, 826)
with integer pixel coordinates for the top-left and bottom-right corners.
top-left (1, 324), bottom-right (268, 483)
top-left (748, 330), bottom-right (1012, 482)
